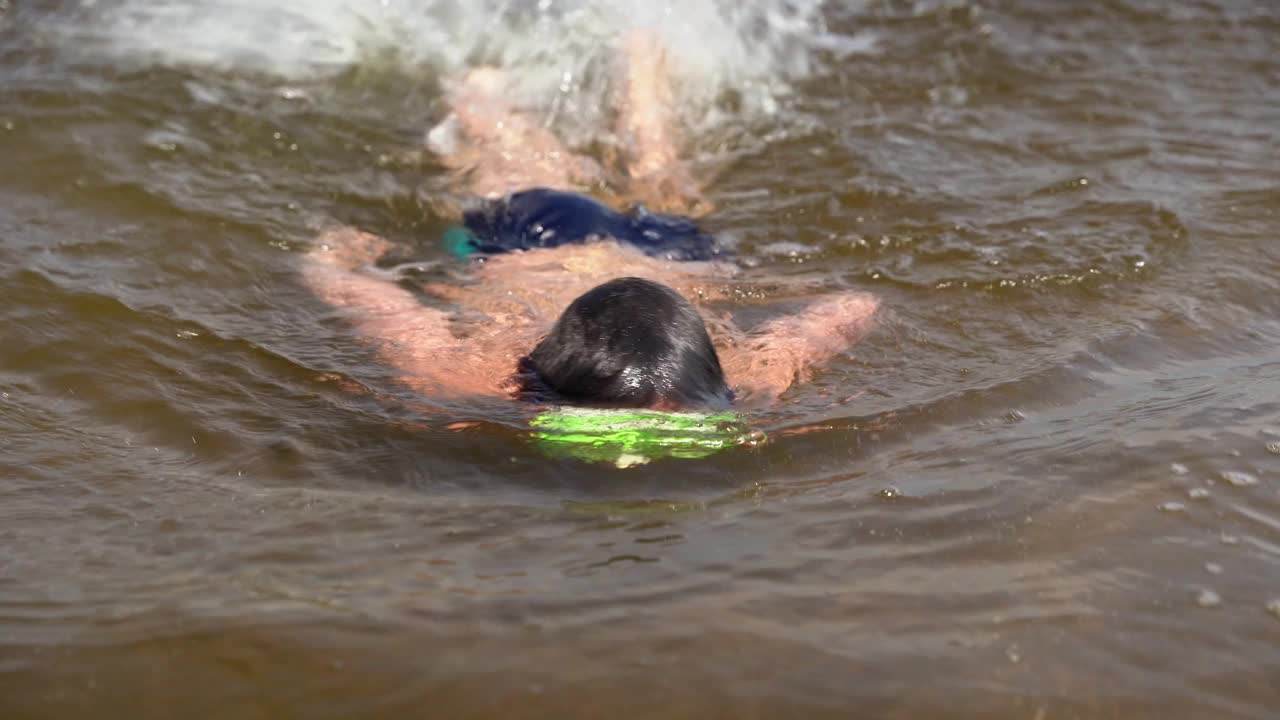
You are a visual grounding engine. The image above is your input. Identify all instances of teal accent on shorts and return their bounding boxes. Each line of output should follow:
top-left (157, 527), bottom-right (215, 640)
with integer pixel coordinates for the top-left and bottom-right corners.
top-left (530, 408), bottom-right (761, 467)
top-left (443, 225), bottom-right (479, 258)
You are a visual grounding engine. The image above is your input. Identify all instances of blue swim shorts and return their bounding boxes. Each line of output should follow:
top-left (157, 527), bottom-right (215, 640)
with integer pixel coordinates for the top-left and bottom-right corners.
top-left (445, 188), bottom-right (723, 262)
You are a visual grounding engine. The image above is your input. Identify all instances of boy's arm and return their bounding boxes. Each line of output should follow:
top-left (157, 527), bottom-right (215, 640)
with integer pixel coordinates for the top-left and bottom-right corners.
top-left (300, 228), bottom-right (461, 389)
top-left (718, 293), bottom-right (879, 403)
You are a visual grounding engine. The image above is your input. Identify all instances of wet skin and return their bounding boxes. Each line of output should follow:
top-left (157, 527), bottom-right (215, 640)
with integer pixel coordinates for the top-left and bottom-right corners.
top-left (302, 229), bottom-right (878, 406)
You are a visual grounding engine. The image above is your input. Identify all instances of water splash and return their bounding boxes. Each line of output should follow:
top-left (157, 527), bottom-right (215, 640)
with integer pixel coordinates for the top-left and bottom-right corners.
top-left (1195, 588), bottom-right (1221, 608)
top-left (41, 0), bottom-right (848, 141)
top-left (1221, 470), bottom-right (1259, 487)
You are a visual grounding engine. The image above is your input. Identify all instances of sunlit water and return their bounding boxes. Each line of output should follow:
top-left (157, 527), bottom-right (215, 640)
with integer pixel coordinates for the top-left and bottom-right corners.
top-left (2, 1), bottom-right (1279, 718)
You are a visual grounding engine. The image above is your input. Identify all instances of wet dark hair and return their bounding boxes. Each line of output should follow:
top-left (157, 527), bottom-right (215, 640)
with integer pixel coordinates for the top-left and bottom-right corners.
top-left (517, 277), bottom-right (733, 409)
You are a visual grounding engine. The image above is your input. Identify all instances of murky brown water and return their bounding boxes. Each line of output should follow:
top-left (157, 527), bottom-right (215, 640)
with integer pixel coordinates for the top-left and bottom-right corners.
top-left (3, 0), bottom-right (1280, 717)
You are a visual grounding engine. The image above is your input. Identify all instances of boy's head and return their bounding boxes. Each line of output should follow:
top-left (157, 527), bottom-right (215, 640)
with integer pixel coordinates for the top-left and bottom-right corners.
top-left (518, 277), bottom-right (732, 409)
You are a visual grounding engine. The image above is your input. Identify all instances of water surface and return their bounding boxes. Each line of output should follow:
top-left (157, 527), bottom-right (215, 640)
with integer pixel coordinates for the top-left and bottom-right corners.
top-left (2, 1), bottom-right (1279, 718)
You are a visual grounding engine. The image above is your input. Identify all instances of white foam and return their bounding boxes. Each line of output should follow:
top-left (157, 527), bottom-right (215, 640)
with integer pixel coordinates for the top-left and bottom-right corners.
top-left (43, 0), bottom-right (863, 139)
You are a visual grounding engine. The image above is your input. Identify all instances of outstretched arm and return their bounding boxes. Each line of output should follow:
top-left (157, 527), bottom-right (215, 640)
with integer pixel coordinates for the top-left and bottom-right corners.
top-left (301, 228), bottom-right (470, 394)
top-left (302, 228), bottom-right (535, 399)
top-left (718, 293), bottom-right (879, 404)
top-left (302, 228), bottom-right (456, 348)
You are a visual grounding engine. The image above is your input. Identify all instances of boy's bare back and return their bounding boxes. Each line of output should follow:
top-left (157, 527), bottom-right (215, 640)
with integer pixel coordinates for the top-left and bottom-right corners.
top-left (304, 231), bottom-right (877, 405)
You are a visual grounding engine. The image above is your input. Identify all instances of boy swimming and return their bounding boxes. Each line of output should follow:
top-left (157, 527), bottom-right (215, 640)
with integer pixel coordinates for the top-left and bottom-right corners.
top-left (302, 33), bottom-right (878, 412)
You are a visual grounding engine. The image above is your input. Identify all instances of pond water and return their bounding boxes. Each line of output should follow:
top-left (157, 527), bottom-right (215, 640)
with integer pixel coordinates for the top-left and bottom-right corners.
top-left (2, 1), bottom-right (1278, 717)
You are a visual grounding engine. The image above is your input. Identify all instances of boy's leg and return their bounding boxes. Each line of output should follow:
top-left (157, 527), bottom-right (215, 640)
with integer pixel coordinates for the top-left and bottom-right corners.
top-left (431, 68), bottom-right (602, 198)
top-left (615, 32), bottom-right (712, 216)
